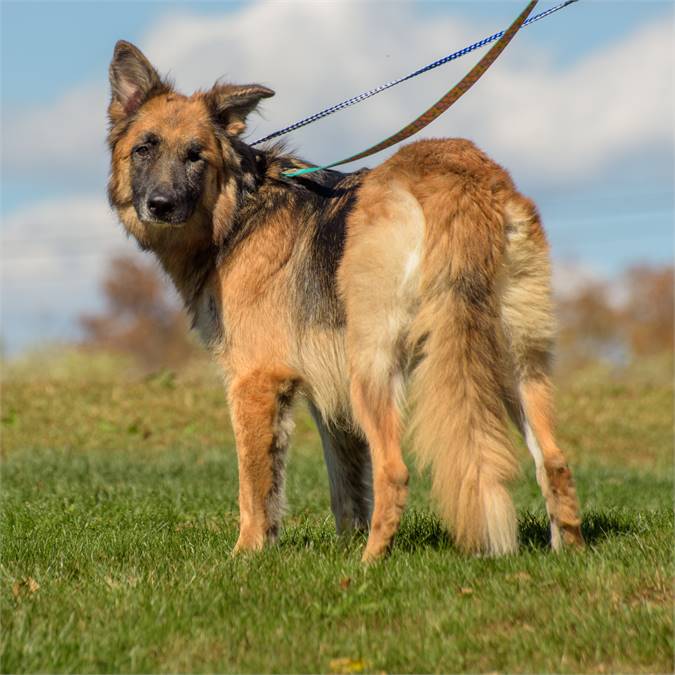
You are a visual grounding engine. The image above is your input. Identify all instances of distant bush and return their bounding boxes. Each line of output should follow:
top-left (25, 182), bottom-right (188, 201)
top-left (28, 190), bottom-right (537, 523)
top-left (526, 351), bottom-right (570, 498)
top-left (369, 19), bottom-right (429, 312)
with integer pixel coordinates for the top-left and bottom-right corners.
top-left (79, 255), bottom-right (202, 373)
top-left (557, 265), bottom-right (673, 369)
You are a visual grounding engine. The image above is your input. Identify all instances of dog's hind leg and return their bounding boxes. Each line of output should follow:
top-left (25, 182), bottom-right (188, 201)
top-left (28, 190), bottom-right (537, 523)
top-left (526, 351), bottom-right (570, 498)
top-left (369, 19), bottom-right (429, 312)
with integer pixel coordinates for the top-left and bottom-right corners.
top-left (227, 370), bottom-right (296, 553)
top-left (308, 403), bottom-right (372, 534)
top-left (502, 196), bottom-right (584, 550)
top-left (517, 374), bottom-right (584, 549)
top-left (350, 373), bottom-right (408, 563)
top-left (338, 184), bottom-right (427, 561)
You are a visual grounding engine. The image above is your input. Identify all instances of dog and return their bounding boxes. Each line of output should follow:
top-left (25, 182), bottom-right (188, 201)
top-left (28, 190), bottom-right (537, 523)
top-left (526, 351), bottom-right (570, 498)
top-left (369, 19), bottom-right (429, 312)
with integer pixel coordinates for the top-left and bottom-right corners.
top-left (107, 40), bottom-right (583, 561)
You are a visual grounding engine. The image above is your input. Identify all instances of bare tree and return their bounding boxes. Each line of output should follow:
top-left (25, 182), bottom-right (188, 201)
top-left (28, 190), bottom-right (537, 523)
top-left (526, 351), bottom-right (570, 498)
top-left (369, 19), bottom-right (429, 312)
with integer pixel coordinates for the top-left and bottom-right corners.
top-left (79, 254), bottom-right (199, 371)
top-left (620, 266), bottom-right (673, 356)
top-left (557, 264), bottom-right (673, 368)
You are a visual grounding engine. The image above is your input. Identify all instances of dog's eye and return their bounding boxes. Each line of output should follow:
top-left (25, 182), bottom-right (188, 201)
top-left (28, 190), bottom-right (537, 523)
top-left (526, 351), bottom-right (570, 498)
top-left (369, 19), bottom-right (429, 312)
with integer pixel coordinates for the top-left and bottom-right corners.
top-left (134, 145), bottom-right (151, 158)
top-left (186, 148), bottom-right (203, 163)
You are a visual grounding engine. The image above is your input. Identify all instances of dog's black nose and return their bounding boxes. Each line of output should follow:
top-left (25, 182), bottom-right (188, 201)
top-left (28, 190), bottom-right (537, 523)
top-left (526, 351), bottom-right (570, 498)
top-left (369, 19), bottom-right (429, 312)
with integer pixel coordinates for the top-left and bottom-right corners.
top-left (147, 192), bottom-right (175, 219)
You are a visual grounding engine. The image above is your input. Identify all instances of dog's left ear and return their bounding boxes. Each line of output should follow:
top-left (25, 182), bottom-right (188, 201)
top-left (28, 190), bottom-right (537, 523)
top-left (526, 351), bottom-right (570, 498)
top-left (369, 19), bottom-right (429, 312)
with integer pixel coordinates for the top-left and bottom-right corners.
top-left (207, 83), bottom-right (275, 137)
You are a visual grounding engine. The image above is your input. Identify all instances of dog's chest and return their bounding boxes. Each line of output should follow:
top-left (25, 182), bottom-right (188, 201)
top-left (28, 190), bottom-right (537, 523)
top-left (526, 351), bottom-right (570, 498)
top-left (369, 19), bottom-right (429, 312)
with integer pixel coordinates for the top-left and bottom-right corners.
top-left (192, 289), bottom-right (224, 351)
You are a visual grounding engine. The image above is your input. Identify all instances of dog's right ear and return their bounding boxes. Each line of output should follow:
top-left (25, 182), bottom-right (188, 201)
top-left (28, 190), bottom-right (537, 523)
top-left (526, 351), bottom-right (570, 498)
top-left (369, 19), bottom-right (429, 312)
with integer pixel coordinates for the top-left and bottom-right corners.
top-left (109, 40), bottom-right (169, 125)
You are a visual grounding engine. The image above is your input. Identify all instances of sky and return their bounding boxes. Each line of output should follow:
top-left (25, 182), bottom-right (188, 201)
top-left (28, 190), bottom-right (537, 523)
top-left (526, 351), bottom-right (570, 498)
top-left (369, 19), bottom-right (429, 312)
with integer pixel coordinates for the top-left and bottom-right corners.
top-left (1, 0), bottom-right (673, 355)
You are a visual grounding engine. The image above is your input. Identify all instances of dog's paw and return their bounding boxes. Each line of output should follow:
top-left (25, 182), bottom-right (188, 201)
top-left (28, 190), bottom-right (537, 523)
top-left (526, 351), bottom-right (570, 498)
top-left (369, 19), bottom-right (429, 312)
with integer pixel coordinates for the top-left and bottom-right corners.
top-left (232, 531), bottom-right (266, 555)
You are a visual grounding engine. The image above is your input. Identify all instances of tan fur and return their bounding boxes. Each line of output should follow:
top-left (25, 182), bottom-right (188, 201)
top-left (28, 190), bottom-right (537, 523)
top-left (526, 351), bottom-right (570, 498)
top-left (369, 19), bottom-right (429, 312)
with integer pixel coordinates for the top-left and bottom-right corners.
top-left (499, 196), bottom-right (583, 548)
top-left (337, 181), bottom-right (424, 559)
top-left (107, 43), bottom-right (584, 560)
top-left (228, 368), bottom-right (297, 550)
top-left (340, 140), bottom-right (521, 555)
top-left (521, 378), bottom-right (584, 548)
top-left (294, 329), bottom-right (352, 423)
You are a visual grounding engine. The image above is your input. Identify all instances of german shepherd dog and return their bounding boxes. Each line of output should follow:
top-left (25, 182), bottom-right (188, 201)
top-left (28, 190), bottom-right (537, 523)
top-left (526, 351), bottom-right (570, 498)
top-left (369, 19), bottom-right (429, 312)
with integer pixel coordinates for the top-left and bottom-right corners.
top-left (107, 41), bottom-right (583, 561)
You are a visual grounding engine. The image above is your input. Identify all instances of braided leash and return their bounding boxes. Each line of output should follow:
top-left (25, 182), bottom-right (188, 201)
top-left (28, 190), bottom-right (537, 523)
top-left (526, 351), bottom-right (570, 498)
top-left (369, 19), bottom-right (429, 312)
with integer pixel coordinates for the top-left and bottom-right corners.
top-left (280, 1), bottom-right (538, 178)
top-left (251, 0), bottom-right (577, 151)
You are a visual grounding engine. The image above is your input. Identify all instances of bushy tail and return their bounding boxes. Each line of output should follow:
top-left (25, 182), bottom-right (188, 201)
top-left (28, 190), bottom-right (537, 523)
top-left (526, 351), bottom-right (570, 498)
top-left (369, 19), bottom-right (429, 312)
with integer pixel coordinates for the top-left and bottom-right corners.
top-left (408, 177), bottom-right (518, 555)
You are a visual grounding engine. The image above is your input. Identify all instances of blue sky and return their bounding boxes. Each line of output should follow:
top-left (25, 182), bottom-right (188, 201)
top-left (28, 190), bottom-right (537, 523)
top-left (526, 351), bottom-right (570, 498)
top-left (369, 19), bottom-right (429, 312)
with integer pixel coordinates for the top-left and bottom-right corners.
top-left (1, 0), bottom-right (673, 354)
top-left (1, 0), bottom-right (670, 105)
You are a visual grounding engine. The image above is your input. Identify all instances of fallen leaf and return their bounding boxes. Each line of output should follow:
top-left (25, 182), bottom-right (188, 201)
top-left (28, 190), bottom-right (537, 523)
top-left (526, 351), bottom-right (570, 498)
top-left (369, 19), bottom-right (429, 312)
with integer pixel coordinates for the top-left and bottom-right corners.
top-left (339, 577), bottom-right (351, 590)
top-left (12, 577), bottom-right (39, 598)
top-left (508, 571), bottom-right (532, 583)
top-left (329, 657), bottom-right (370, 674)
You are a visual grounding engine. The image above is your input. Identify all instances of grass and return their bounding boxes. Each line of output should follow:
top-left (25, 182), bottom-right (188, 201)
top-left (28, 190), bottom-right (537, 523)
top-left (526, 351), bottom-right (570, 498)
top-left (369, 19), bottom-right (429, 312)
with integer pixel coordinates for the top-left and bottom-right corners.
top-left (1, 351), bottom-right (673, 673)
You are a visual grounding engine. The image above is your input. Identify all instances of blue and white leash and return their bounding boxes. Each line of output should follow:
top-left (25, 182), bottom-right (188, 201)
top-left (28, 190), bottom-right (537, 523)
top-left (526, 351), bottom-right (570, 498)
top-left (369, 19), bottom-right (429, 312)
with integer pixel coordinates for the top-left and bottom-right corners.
top-left (250, 0), bottom-right (578, 148)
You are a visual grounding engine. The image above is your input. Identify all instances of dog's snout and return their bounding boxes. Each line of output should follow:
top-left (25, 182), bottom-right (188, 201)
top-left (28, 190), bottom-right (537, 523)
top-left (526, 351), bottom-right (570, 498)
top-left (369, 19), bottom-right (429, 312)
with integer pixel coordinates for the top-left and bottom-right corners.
top-left (147, 191), bottom-right (175, 219)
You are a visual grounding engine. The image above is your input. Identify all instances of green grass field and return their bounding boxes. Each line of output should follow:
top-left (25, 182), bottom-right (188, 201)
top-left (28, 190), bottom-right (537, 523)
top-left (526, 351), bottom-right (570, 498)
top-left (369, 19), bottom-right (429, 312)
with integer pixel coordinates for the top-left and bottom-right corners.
top-left (1, 351), bottom-right (673, 673)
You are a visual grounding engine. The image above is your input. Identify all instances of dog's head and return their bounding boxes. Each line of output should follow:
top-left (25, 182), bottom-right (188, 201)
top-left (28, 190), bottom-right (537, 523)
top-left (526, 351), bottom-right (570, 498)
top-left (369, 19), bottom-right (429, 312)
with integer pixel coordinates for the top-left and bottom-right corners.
top-left (107, 40), bottom-right (274, 247)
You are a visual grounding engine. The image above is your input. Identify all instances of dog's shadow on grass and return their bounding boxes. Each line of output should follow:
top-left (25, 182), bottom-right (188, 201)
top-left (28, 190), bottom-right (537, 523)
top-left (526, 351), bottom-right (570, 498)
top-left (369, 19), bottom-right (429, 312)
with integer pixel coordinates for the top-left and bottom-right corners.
top-left (391, 510), bottom-right (635, 554)
top-left (519, 510), bottom-right (634, 550)
top-left (281, 510), bottom-right (635, 555)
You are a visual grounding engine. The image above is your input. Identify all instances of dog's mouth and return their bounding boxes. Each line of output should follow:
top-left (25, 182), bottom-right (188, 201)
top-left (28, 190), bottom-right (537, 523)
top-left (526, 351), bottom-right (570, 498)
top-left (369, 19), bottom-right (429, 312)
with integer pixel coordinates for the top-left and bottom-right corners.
top-left (141, 214), bottom-right (189, 228)
top-left (135, 197), bottom-right (196, 227)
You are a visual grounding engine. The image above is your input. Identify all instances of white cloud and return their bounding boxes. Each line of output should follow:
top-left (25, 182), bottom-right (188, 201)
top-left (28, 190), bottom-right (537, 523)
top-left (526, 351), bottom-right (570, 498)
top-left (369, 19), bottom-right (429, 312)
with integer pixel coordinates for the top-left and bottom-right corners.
top-left (0, 196), bottom-right (143, 351)
top-left (466, 19), bottom-right (674, 182)
top-left (1, 195), bottom-right (132, 281)
top-left (3, 82), bottom-right (109, 180)
top-left (2, 3), bottom-right (672, 186)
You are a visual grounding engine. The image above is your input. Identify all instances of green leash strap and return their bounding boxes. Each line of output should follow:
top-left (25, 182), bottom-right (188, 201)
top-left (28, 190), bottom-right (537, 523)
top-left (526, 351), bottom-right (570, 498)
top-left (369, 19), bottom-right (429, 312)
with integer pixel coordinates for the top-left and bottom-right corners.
top-left (283, 0), bottom-right (537, 178)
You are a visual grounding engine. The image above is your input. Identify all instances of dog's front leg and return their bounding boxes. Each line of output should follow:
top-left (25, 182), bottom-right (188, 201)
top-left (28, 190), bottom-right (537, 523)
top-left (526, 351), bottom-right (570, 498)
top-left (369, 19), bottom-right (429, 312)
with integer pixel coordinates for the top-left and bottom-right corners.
top-left (227, 370), bottom-right (296, 553)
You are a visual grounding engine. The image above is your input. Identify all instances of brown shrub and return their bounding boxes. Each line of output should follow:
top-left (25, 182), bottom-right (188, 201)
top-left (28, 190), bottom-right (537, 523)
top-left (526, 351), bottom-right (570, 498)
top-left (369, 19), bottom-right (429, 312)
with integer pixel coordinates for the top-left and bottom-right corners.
top-left (557, 264), bottom-right (673, 368)
top-left (79, 254), bottom-right (200, 372)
